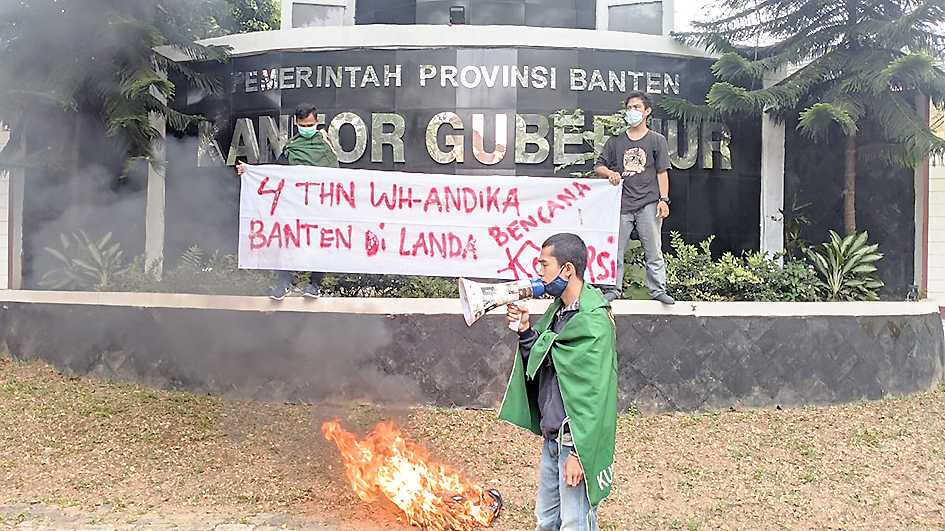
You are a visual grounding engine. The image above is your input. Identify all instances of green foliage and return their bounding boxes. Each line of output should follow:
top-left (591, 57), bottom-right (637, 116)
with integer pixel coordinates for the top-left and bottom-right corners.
top-left (39, 232), bottom-right (128, 291)
top-left (805, 230), bottom-right (885, 301)
top-left (320, 273), bottom-right (459, 298)
top-left (797, 102), bottom-right (859, 140)
top-left (782, 195), bottom-right (814, 260)
top-left (672, 0), bottom-right (945, 166)
top-left (662, 232), bottom-right (822, 302)
top-left (112, 245), bottom-right (273, 295)
top-left (201, 0), bottom-right (282, 36)
top-left (670, 0), bottom-right (945, 232)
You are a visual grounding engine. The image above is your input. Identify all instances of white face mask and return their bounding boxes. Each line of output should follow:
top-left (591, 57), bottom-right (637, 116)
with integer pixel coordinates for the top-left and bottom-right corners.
top-left (624, 109), bottom-right (645, 127)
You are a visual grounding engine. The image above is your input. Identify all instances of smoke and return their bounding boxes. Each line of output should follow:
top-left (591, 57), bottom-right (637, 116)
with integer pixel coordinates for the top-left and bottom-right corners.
top-left (3, 0), bottom-right (477, 411)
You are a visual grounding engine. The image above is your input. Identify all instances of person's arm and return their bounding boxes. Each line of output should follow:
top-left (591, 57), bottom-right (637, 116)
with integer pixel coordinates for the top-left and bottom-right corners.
top-left (507, 304), bottom-right (537, 360)
top-left (655, 135), bottom-right (671, 218)
top-left (594, 138), bottom-right (621, 185)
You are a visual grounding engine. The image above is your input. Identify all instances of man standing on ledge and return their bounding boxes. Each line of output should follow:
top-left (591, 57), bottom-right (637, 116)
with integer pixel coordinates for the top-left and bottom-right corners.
top-left (594, 91), bottom-right (675, 304)
top-left (503, 233), bottom-right (618, 531)
top-left (237, 103), bottom-right (339, 300)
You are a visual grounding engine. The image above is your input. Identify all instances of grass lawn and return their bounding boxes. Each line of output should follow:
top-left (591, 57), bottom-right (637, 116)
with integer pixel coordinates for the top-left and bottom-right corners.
top-left (2, 353), bottom-right (944, 529)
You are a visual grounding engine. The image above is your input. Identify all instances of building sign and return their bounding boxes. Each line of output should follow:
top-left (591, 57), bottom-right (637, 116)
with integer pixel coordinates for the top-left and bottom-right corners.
top-left (182, 48), bottom-right (734, 175)
top-left (168, 47), bottom-right (760, 262)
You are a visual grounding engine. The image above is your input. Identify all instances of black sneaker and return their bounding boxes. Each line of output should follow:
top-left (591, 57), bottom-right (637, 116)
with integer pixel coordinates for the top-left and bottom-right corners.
top-left (302, 285), bottom-right (321, 299)
top-left (269, 284), bottom-right (290, 301)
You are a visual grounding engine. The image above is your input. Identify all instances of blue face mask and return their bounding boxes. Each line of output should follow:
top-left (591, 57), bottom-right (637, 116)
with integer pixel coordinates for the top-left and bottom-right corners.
top-left (297, 125), bottom-right (318, 138)
top-left (624, 109), bottom-right (645, 127)
top-left (543, 276), bottom-right (569, 298)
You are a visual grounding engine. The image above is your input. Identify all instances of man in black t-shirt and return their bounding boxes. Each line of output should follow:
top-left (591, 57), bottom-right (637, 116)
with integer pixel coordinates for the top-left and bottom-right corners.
top-left (594, 91), bottom-right (675, 305)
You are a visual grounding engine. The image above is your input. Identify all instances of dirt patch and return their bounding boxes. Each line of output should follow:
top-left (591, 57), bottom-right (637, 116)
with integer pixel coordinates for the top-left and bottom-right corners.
top-left (2, 355), bottom-right (945, 529)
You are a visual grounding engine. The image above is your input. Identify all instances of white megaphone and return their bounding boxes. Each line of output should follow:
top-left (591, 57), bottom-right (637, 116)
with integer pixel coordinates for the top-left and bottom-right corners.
top-left (458, 277), bottom-right (547, 329)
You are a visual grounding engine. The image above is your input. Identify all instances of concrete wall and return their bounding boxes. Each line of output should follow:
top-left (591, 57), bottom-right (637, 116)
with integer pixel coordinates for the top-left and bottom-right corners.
top-left (1, 292), bottom-right (942, 413)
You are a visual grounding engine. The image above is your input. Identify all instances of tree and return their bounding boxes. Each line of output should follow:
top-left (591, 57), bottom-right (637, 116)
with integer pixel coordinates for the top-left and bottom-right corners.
top-left (0, 0), bottom-right (228, 175)
top-left (663, 0), bottom-right (945, 234)
top-left (218, 0), bottom-right (281, 35)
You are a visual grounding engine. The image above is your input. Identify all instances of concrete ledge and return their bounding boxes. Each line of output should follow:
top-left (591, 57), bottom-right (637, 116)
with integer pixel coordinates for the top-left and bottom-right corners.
top-left (1, 291), bottom-right (942, 413)
top-left (0, 290), bottom-right (938, 317)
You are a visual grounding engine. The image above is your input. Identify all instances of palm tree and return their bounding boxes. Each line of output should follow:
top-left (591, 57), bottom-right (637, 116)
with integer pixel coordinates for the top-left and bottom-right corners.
top-left (663, 0), bottom-right (945, 233)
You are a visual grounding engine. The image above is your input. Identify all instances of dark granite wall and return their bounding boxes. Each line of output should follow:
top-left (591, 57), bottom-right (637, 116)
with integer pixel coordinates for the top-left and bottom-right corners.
top-left (784, 124), bottom-right (915, 298)
top-left (3, 303), bottom-right (941, 413)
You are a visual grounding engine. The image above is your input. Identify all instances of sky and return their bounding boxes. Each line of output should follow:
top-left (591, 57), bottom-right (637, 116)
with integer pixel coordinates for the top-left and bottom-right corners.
top-left (674, 1), bottom-right (711, 32)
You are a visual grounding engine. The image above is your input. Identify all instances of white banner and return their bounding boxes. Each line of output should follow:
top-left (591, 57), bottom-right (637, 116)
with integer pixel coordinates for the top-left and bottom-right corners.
top-left (239, 165), bottom-right (621, 284)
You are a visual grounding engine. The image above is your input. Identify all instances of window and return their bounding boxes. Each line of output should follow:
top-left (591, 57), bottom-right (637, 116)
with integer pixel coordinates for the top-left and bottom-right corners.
top-left (596, 0), bottom-right (672, 35)
top-left (609, 2), bottom-right (662, 34)
top-left (284, 0), bottom-right (355, 28)
top-left (292, 4), bottom-right (345, 27)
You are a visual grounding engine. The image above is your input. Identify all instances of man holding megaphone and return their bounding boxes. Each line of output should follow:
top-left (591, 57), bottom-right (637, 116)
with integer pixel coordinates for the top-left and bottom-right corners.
top-left (497, 233), bottom-right (618, 531)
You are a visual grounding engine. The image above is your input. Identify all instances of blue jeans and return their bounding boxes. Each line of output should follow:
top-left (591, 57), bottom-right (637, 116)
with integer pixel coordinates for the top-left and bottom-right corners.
top-left (273, 270), bottom-right (324, 289)
top-left (612, 201), bottom-right (667, 298)
top-left (535, 438), bottom-right (598, 531)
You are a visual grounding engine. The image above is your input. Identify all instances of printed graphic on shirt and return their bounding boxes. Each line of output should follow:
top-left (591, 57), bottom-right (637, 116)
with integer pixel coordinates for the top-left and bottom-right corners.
top-left (622, 147), bottom-right (647, 177)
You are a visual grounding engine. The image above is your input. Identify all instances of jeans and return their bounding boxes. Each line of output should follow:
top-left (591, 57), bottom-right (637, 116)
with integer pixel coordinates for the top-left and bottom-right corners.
top-left (610, 201), bottom-right (666, 299)
top-left (535, 438), bottom-right (598, 531)
top-left (273, 270), bottom-right (324, 289)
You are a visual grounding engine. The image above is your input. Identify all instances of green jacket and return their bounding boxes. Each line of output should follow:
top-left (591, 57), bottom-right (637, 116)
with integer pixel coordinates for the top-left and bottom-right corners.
top-left (498, 283), bottom-right (618, 506)
top-left (281, 130), bottom-right (339, 167)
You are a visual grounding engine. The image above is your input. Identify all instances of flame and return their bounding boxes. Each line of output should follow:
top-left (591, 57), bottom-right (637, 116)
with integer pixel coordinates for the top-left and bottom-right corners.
top-left (322, 421), bottom-right (499, 531)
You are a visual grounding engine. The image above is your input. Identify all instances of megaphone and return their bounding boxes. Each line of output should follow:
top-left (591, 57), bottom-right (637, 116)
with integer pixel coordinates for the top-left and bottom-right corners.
top-left (458, 278), bottom-right (546, 329)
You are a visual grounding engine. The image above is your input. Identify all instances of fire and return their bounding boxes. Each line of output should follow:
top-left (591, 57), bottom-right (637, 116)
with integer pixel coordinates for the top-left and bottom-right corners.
top-left (322, 421), bottom-right (501, 531)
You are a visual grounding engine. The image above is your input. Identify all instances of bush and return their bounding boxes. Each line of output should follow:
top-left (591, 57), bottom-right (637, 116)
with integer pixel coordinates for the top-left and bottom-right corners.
top-left (320, 273), bottom-right (458, 298)
top-left (39, 231), bottom-right (127, 291)
top-left (805, 230), bottom-right (884, 301)
top-left (660, 232), bottom-right (822, 302)
top-left (112, 246), bottom-right (273, 296)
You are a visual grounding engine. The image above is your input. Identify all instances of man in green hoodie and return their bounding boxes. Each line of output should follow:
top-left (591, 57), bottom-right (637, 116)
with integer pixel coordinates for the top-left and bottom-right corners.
top-left (503, 233), bottom-right (618, 531)
top-left (237, 103), bottom-right (339, 300)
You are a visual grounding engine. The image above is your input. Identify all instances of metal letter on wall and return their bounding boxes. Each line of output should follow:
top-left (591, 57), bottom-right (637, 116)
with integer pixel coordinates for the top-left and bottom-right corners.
top-left (371, 113), bottom-right (406, 163)
top-left (472, 114), bottom-right (508, 165)
top-left (666, 120), bottom-right (698, 170)
top-left (259, 115), bottom-right (290, 163)
top-left (515, 114), bottom-right (550, 164)
top-left (426, 112), bottom-right (464, 164)
top-left (198, 121), bottom-right (226, 167)
top-left (328, 112), bottom-right (368, 163)
top-left (702, 122), bottom-right (733, 170)
top-left (226, 118), bottom-right (260, 166)
top-left (553, 113), bottom-right (586, 166)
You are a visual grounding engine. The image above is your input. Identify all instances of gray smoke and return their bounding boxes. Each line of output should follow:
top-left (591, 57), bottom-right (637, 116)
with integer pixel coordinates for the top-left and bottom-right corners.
top-left (1, 1), bottom-right (426, 409)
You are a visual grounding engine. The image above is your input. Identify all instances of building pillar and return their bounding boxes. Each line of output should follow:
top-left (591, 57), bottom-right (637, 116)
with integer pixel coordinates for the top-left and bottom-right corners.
top-left (0, 123), bottom-right (25, 290)
top-left (760, 72), bottom-right (787, 260)
top-left (145, 82), bottom-right (167, 278)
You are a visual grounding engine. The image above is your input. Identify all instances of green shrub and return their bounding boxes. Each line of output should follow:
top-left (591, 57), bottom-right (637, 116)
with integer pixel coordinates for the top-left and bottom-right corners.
top-left (320, 273), bottom-right (458, 298)
top-left (39, 231), bottom-right (127, 291)
top-left (661, 232), bottom-right (821, 302)
top-left (805, 230), bottom-right (884, 301)
top-left (112, 245), bottom-right (272, 296)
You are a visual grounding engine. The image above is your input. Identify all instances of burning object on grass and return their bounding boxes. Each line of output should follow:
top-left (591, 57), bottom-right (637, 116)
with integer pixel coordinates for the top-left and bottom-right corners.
top-left (322, 421), bottom-right (502, 531)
